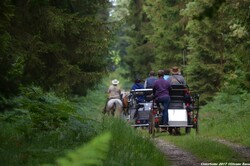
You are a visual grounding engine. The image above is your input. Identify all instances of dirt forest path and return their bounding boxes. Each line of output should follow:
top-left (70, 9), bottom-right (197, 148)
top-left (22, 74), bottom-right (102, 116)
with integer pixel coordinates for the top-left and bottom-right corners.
top-left (212, 138), bottom-right (250, 161)
top-left (154, 138), bottom-right (203, 166)
top-left (153, 137), bottom-right (250, 166)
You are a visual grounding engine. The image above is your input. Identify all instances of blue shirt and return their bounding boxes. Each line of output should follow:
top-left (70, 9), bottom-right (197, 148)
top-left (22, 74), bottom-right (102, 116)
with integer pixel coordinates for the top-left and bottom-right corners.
top-left (131, 83), bottom-right (145, 102)
top-left (144, 76), bottom-right (157, 88)
top-left (163, 75), bottom-right (169, 80)
top-left (153, 78), bottom-right (171, 101)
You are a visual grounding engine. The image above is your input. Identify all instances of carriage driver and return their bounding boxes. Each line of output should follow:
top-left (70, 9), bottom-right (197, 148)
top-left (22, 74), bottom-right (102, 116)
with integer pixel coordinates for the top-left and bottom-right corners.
top-left (103, 79), bottom-right (122, 114)
top-left (153, 70), bottom-right (171, 125)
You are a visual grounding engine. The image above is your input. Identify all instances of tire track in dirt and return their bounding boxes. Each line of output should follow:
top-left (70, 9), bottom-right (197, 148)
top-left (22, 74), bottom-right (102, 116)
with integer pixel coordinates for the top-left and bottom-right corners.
top-left (154, 137), bottom-right (250, 166)
top-left (154, 138), bottom-right (203, 166)
top-left (212, 138), bottom-right (250, 161)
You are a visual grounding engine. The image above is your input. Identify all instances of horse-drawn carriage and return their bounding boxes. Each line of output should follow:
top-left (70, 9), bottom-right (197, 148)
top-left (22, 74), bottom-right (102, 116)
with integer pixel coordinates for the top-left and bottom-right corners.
top-left (127, 85), bottom-right (200, 136)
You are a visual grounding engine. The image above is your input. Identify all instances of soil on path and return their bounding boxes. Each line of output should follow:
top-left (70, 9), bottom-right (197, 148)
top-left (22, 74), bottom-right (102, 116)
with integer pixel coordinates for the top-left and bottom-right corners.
top-left (212, 138), bottom-right (250, 161)
top-left (154, 137), bottom-right (250, 166)
top-left (154, 138), bottom-right (204, 166)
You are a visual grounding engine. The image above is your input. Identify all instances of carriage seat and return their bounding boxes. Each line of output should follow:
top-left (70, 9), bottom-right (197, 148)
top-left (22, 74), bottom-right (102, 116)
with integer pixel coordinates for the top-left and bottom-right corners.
top-left (169, 84), bottom-right (188, 109)
top-left (130, 89), bottom-right (153, 103)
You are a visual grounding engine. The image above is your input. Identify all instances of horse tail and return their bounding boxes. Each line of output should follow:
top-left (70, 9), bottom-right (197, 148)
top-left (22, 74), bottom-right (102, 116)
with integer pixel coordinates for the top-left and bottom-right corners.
top-left (106, 99), bottom-right (123, 117)
top-left (114, 99), bottom-right (123, 118)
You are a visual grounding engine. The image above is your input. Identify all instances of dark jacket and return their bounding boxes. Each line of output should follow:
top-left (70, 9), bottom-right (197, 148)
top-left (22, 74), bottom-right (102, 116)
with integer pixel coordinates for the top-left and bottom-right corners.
top-left (153, 78), bottom-right (171, 101)
top-left (144, 76), bottom-right (157, 88)
top-left (131, 83), bottom-right (145, 102)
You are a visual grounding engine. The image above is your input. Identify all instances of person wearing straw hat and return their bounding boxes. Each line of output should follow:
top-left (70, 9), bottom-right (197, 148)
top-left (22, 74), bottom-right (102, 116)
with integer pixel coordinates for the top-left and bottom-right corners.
top-left (103, 79), bottom-right (121, 114)
top-left (108, 79), bottom-right (121, 99)
top-left (167, 66), bottom-right (186, 85)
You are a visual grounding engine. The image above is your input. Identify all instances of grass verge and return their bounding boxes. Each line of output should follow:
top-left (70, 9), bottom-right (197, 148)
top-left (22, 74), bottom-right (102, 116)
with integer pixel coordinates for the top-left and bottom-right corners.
top-left (102, 117), bottom-right (169, 165)
top-left (0, 71), bottom-right (169, 166)
top-left (199, 92), bottom-right (250, 146)
top-left (156, 92), bottom-right (250, 163)
top-left (159, 132), bottom-right (247, 162)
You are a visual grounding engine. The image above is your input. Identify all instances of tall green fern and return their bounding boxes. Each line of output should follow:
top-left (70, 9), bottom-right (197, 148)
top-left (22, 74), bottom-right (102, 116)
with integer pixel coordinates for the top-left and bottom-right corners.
top-left (55, 132), bottom-right (111, 166)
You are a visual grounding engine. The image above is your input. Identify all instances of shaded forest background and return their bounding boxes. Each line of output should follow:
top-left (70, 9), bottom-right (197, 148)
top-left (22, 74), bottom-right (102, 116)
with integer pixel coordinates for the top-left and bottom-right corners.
top-left (1, 0), bottom-right (250, 103)
top-left (118, 0), bottom-right (250, 103)
top-left (0, 0), bottom-right (114, 97)
top-left (1, 0), bottom-right (250, 165)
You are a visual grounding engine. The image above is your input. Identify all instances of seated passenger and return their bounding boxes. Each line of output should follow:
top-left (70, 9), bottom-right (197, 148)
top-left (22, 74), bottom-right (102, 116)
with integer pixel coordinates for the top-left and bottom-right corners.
top-left (144, 71), bottom-right (157, 89)
top-left (144, 71), bottom-right (157, 101)
top-left (131, 78), bottom-right (145, 103)
top-left (163, 68), bottom-right (170, 80)
top-left (167, 66), bottom-right (187, 106)
top-left (167, 66), bottom-right (186, 85)
top-left (168, 67), bottom-right (192, 125)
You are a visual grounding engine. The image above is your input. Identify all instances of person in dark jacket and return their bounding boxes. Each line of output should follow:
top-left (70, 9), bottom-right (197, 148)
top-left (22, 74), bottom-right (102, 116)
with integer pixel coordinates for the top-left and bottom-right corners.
top-left (131, 78), bottom-right (145, 103)
top-left (144, 71), bottom-right (158, 88)
top-left (153, 70), bottom-right (171, 125)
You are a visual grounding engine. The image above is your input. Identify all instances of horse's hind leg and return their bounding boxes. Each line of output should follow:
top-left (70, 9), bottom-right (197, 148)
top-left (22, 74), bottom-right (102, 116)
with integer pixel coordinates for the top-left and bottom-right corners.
top-left (115, 107), bottom-right (122, 118)
top-left (126, 108), bottom-right (129, 115)
top-left (103, 99), bottom-right (109, 114)
top-left (123, 107), bottom-right (128, 116)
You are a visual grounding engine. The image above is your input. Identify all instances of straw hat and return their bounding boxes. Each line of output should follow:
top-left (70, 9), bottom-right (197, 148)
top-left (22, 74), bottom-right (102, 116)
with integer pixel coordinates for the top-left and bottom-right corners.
top-left (112, 79), bottom-right (119, 85)
top-left (171, 66), bottom-right (180, 75)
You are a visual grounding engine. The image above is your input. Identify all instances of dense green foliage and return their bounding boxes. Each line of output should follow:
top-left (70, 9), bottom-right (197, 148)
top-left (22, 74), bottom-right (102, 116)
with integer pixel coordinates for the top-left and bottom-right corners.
top-left (0, 79), bottom-right (168, 165)
top-left (0, 87), bottom-right (101, 165)
top-left (182, 0), bottom-right (250, 102)
top-left (122, 0), bottom-right (156, 79)
top-left (120, 0), bottom-right (250, 103)
top-left (1, 0), bottom-right (250, 165)
top-left (0, 0), bottom-right (113, 96)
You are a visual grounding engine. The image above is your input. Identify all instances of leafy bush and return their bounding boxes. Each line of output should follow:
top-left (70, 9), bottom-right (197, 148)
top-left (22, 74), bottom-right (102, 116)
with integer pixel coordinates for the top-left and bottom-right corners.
top-left (0, 82), bottom-right (169, 166)
top-left (0, 86), bottom-right (99, 165)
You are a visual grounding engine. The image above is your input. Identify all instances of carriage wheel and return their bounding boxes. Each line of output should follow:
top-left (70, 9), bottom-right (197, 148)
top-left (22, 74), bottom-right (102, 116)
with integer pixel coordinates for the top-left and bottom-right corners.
top-left (195, 117), bottom-right (199, 134)
top-left (192, 114), bottom-right (199, 134)
top-left (175, 127), bottom-right (181, 135)
top-left (185, 110), bottom-right (197, 134)
top-left (185, 115), bottom-right (191, 134)
top-left (148, 110), bottom-right (155, 137)
top-left (185, 127), bottom-right (191, 134)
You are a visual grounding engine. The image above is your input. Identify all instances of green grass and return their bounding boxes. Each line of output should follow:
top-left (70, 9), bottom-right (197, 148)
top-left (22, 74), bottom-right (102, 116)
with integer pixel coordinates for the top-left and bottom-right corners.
top-left (157, 91), bottom-right (250, 163)
top-left (96, 71), bottom-right (168, 165)
top-left (200, 92), bottom-right (250, 146)
top-left (4, 69), bottom-right (248, 165)
top-left (0, 71), bottom-right (169, 166)
top-left (102, 118), bottom-right (169, 166)
top-left (0, 87), bottom-right (101, 165)
top-left (159, 132), bottom-right (246, 162)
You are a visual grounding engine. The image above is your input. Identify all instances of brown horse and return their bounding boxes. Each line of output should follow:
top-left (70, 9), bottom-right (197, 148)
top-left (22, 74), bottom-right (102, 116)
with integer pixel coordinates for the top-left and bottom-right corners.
top-left (121, 91), bottom-right (130, 116)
